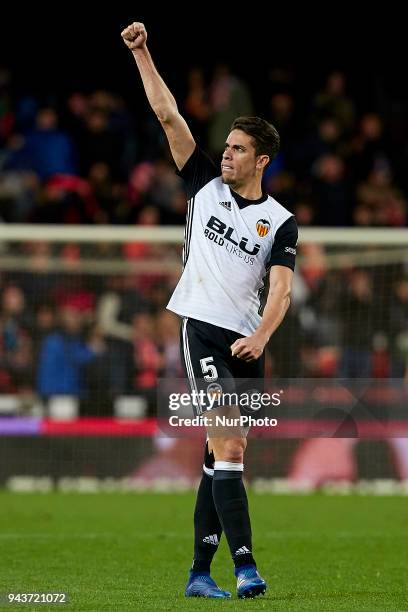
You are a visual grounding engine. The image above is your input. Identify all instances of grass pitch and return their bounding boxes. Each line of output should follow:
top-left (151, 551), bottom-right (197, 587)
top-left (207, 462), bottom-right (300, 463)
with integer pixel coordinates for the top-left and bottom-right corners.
top-left (0, 492), bottom-right (407, 611)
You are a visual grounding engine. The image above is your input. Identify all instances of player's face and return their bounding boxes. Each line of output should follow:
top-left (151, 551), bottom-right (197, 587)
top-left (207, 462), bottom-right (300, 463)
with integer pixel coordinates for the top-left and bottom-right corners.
top-left (221, 130), bottom-right (259, 188)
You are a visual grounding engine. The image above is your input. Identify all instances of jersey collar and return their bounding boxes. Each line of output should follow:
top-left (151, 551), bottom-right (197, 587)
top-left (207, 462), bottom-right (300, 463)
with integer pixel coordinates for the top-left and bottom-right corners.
top-left (229, 188), bottom-right (268, 209)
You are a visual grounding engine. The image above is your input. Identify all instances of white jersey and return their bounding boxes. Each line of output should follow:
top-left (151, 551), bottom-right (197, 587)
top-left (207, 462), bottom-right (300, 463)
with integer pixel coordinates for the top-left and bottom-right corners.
top-left (167, 147), bottom-right (298, 336)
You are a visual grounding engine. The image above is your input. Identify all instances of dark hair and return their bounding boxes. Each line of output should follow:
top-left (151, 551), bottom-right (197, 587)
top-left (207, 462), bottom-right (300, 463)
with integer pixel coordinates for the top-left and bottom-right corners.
top-left (230, 116), bottom-right (280, 165)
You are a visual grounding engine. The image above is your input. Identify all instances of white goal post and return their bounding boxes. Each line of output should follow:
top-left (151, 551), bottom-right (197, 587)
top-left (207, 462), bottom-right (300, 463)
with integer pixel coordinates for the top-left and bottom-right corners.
top-left (0, 224), bottom-right (407, 245)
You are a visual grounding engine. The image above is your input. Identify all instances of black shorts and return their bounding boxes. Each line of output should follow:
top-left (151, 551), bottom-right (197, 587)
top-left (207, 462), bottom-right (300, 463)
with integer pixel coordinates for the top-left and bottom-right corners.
top-left (180, 317), bottom-right (265, 415)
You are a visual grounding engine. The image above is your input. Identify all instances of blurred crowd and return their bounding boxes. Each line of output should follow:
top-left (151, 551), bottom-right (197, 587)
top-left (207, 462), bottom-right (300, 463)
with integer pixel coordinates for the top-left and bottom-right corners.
top-left (0, 64), bottom-right (407, 413)
top-left (0, 66), bottom-right (407, 227)
top-left (0, 246), bottom-right (406, 412)
top-left (0, 238), bottom-right (183, 412)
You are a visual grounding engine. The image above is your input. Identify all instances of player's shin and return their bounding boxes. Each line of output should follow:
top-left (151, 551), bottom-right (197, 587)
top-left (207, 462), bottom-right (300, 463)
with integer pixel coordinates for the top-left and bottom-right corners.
top-left (212, 461), bottom-right (256, 569)
top-left (191, 441), bottom-right (223, 573)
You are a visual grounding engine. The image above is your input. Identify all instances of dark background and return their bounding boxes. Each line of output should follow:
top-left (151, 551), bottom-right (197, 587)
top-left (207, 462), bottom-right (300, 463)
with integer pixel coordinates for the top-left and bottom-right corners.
top-left (1, 7), bottom-right (406, 113)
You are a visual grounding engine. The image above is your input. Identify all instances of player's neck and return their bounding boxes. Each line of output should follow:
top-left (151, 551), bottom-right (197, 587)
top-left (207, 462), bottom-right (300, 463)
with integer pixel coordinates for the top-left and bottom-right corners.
top-left (230, 180), bottom-right (263, 201)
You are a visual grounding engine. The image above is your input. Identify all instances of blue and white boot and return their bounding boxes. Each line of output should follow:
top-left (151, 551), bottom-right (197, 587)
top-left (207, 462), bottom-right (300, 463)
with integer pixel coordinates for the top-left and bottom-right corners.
top-left (236, 564), bottom-right (267, 599)
top-left (185, 571), bottom-right (231, 598)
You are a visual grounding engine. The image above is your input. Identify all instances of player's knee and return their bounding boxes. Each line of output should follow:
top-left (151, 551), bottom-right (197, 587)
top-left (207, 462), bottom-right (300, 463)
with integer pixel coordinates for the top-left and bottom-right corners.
top-left (214, 437), bottom-right (247, 462)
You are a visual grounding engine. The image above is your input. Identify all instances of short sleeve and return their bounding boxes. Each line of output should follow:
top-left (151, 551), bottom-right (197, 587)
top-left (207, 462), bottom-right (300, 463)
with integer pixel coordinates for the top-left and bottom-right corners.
top-left (266, 216), bottom-right (298, 271)
top-left (176, 146), bottom-right (218, 199)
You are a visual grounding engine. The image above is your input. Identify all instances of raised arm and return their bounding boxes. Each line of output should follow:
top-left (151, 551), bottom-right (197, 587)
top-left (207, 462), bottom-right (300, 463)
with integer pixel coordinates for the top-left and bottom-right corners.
top-left (121, 21), bottom-right (195, 170)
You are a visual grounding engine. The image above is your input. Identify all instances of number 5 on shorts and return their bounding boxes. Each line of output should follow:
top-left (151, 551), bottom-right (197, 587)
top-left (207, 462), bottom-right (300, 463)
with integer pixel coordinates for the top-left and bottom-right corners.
top-left (200, 357), bottom-right (218, 382)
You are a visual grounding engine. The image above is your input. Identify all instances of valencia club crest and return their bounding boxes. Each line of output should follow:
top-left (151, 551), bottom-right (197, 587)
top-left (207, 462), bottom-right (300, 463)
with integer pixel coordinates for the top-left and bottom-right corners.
top-left (256, 219), bottom-right (271, 237)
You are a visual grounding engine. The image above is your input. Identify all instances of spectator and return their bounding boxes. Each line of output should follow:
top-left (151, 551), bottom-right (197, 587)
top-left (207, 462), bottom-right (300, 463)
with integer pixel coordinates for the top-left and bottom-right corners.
top-left (338, 270), bottom-right (376, 378)
top-left (131, 312), bottom-right (162, 414)
top-left (37, 305), bottom-right (99, 397)
top-left (387, 278), bottom-right (408, 377)
top-left (0, 285), bottom-right (32, 391)
top-left (184, 67), bottom-right (211, 145)
top-left (208, 64), bottom-right (253, 157)
top-left (6, 107), bottom-right (77, 179)
top-left (312, 154), bottom-right (352, 225)
top-left (313, 71), bottom-right (356, 134)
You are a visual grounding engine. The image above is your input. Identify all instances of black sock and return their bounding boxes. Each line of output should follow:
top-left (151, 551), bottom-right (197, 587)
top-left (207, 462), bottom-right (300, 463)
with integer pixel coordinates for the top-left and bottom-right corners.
top-left (212, 467), bottom-right (256, 569)
top-left (191, 443), bottom-right (222, 573)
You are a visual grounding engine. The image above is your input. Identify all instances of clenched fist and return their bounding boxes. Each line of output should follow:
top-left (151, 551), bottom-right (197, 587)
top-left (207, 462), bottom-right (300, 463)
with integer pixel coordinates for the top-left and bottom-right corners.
top-left (121, 22), bottom-right (147, 50)
top-left (230, 332), bottom-right (267, 362)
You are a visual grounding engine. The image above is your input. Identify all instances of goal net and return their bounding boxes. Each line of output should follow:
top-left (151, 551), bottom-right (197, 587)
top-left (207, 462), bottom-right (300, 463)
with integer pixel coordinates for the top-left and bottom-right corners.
top-left (0, 225), bottom-right (407, 490)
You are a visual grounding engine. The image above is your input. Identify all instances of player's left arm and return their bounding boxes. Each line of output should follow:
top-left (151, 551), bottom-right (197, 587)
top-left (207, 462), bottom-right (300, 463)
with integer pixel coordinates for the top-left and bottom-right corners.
top-left (231, 215), bottom-right (298, 362)
top-left (231, 265), bottom-right (293, 362)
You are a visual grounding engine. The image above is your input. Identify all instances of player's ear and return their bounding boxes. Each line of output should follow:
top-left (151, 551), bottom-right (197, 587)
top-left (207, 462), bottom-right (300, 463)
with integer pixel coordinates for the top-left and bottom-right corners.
top-left (256, 155), bottom-right (269, 171)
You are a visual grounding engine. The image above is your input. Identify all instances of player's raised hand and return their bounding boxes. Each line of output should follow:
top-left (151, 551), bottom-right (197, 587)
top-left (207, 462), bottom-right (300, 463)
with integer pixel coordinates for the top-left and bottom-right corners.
top-left (121, 22), bottom-right (147, 50)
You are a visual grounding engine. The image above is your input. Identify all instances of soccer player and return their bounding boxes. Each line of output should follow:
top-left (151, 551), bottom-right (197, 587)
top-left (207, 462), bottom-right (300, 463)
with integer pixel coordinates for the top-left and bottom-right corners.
top-left (122, 22), bottom-right (298, 599)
